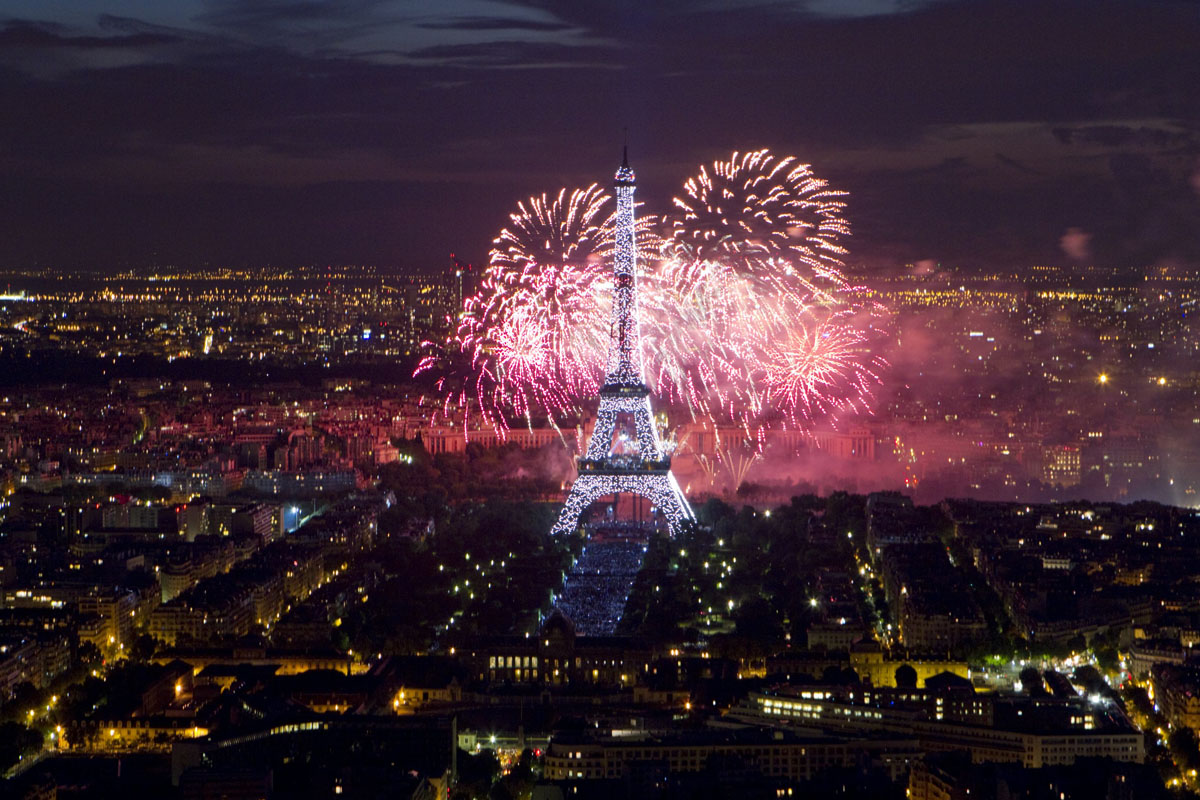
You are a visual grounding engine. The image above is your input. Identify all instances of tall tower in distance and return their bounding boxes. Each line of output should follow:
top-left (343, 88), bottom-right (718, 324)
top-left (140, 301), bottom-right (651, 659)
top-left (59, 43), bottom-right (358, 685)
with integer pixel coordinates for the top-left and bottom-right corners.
top-left (550, 149), bottom-right (696, 537)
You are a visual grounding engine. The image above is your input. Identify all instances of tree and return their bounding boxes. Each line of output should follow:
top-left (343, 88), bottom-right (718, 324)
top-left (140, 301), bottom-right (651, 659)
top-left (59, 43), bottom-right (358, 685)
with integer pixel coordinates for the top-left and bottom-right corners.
top-left (821, 666), bottom-right (860, 685)
top-left (131, 633), bottom-right (160, 662)
top-left (894, 663), bottom-right (918, 689)
top-left (1072, 665), bottom-right (1107, 697)
top-left (1019, 666), bottom-right (1045, 695)
top-left (1122, 684), bottom-right (1154, 718)
top-left (491, 748), bottom-right (537, 800)
top-left (77, 641), bottom-right (102, 666)
top-left (732, 597), bottom-right (783, 644)
top-left (790, 494), bottom-right (824, 513)
top-left (452, 748), bottom-right (501, 800)
top-left (1, 682), bottom-right (45, 723)
top-left (0, 722), bottom-right (42, 771)
top-left (1169, 727), bottom-right (1200, 772)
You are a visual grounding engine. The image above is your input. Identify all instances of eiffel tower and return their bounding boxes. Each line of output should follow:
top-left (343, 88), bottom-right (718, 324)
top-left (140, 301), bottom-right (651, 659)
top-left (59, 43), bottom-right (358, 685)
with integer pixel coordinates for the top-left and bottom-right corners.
top-left (550, 149), bottom-right (695, 537)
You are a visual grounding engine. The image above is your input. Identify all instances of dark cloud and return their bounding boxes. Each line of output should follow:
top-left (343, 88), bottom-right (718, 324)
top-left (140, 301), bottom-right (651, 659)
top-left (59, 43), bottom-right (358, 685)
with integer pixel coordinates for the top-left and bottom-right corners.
top-left (1053, 125), bottom-right (1198, 149)
top-left (415, 17), bottom-right (574, 33)
top-left (0, 20), bottom-right (178, 49)
top-left (792, 0), bottom-right (952, 18)
top-left (0, 0), bottom-right (1197, 269)
top-left (404, 40), bottom-right (618, 69)
top-left (993, 154), bottom-right (1046, 177)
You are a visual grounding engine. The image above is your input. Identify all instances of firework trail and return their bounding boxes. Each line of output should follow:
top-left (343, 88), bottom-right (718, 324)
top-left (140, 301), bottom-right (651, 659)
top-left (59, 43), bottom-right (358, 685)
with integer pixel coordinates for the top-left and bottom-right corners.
top-left (722, 446), bottom-right (761, 493)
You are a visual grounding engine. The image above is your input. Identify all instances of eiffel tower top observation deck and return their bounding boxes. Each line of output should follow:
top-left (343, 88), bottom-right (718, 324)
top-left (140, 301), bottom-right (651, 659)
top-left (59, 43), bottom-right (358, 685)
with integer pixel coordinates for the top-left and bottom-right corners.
top-left (549, 150), bottom-right (694, 537)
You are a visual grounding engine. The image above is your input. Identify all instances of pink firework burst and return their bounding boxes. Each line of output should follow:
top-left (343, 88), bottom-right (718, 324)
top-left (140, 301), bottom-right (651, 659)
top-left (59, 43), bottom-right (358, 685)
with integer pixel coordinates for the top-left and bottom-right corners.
top-left (757, 310), bottom-right (886, 425)
top-left (419, 150), bottom-right (888, 439)
top-left (668, 149), bottom-right (851, 298)
top-left (418, 185), bottom-right (658, 433)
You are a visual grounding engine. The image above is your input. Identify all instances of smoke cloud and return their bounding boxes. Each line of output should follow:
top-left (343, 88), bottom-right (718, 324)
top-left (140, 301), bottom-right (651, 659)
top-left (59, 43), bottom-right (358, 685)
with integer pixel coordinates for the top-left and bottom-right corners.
top-left (1059, 227), bottom-right (1092, 261)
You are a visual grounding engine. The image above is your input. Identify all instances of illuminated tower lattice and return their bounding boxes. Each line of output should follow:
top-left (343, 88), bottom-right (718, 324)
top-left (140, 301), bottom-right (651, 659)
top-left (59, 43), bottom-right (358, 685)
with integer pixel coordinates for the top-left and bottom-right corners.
top-left (550, 150), bottom-right (695, 537)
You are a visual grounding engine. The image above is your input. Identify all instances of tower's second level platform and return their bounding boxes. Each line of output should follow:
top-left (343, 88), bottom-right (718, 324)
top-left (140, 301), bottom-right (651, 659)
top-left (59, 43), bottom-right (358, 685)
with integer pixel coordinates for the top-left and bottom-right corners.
top-left (599, 382), bottom-right (651, 398)
top-left (577, 455), bottom-right (673, 475)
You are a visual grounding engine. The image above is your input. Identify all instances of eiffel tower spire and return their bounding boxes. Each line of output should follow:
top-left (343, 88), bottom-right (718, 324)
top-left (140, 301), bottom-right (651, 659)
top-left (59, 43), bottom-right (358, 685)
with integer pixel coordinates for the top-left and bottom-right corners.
top-left (550, 150), bottom-right (695, 537)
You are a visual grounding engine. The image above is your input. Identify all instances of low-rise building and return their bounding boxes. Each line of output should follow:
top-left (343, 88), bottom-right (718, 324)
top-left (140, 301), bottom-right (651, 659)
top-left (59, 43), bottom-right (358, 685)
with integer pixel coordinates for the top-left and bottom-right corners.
top-left (849, 645), bottom-right (969, 689)
top-left (732, 687), bottom-right (1143, 769)
top-left (544, 728), bottom-right (920, 783)
top-left (1151, 663), bottom-right (1200, 731)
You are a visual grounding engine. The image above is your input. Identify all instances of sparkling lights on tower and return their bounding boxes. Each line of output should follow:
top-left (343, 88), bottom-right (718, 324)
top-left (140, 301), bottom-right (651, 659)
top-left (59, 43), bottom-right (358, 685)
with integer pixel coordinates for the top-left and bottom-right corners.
top-left (550, 149), bottom-right (696, 537)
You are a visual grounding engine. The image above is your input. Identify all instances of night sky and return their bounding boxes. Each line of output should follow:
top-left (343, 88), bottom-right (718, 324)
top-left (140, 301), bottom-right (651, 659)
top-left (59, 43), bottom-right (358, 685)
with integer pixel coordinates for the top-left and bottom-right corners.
top-left (1, 0), bottom-right (1198, 274)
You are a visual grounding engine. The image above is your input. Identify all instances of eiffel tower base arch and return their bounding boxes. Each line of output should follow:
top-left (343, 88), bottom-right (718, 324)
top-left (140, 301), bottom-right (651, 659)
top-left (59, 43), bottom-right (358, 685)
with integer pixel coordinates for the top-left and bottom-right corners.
top-left (550, 471), bottom-right (694, 538)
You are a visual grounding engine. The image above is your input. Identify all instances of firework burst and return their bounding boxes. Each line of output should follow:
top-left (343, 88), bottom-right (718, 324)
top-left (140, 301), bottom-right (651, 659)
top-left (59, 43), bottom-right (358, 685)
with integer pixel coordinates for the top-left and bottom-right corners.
top-left (418, 185), bottom-right (659, 433)
top-left (668, 149), bottom-right (850, 298)
top-left (756, 307), bottom-right (887, 425)
top-left (641, 253), bottom-right (887, 435)
top-left (419, 150), bottom-right (888, 440)
top-left (495, 185), bottom-right (613, 270)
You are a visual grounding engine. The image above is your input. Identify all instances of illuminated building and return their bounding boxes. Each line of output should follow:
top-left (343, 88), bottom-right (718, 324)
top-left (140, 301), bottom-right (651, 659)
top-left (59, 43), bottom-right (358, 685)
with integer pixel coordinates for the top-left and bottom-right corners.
top-left (467, 609), bottom-right (653, 687)
top-left (847, 645), bottom-right (969, 689)
top-left (550, 150), bottom-right (694, 537)
top-left (77, 589), bottom-right (138, 655)
top-left (543, 728), bottom-right (919, 782)
top-left (1042, 445), bottom-right (1081, 488)
top-left (733, 688), bottom-right (1144, 768)
top-left (1150, 663), bottom-right (1200, 731)
top-left (0, 633), bottom-right (72, 697)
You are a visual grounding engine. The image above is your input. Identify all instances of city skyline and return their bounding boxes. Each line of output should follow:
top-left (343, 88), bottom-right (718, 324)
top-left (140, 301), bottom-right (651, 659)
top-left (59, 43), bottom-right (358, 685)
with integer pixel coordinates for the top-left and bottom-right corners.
top-left (4, 3), bottom-right (1200, 798)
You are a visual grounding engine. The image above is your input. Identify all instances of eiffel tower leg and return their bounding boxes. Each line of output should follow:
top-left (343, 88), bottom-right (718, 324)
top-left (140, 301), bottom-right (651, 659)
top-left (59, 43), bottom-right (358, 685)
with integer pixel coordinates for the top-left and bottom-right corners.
top-left (551, 475), bottom-right (608, 538)
top-left (651, 472), bottom-right (695, 534)
top-left (584, 404), bottom-right (618, 461)
top-left (632, 396), bottom-right (662, 459)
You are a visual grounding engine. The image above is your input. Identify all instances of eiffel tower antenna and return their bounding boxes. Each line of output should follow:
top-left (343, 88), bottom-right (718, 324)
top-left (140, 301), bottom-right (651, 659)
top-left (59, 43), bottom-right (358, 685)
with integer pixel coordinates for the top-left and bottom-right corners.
top-left (550, 149), bottom-right (695, 537)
